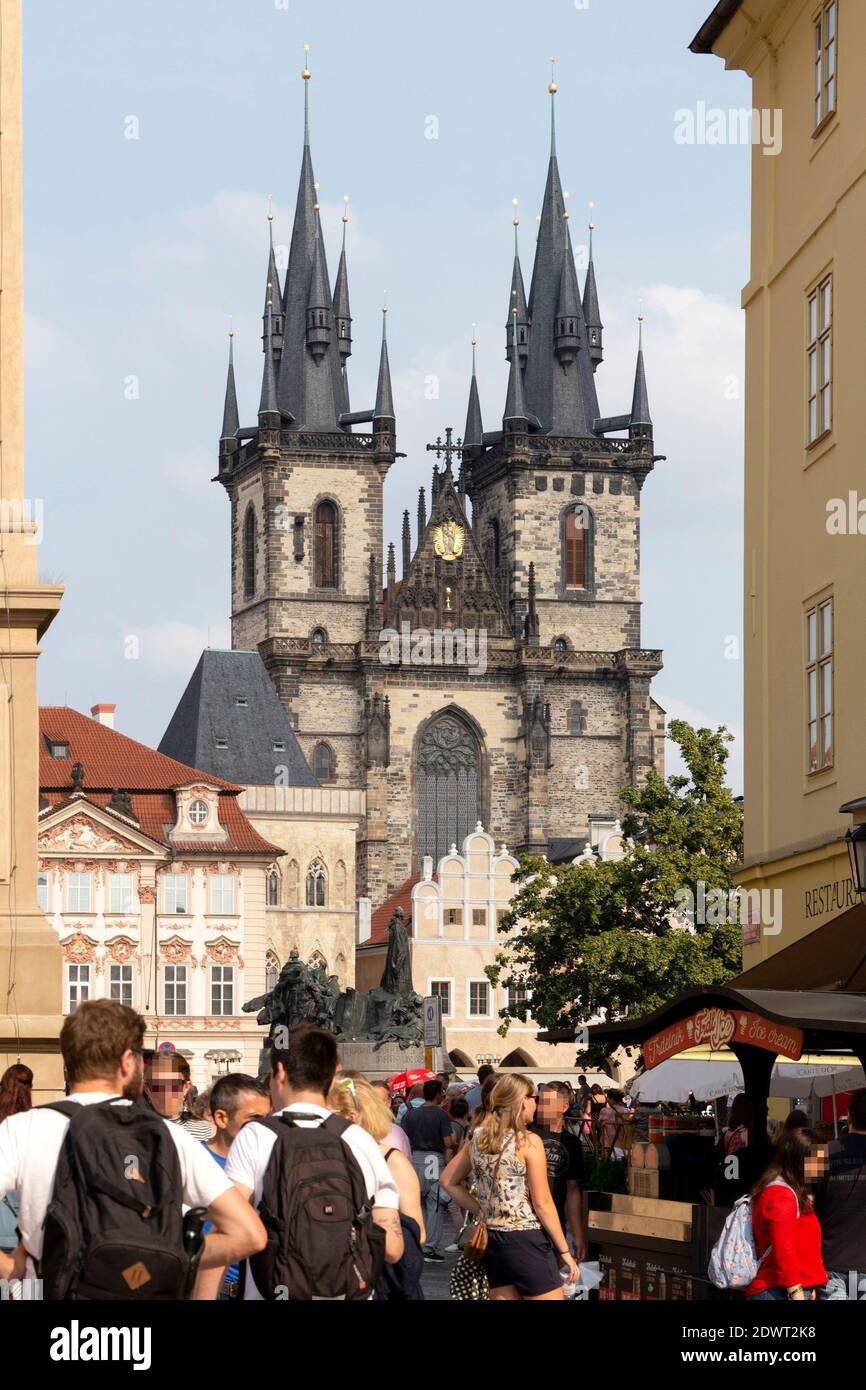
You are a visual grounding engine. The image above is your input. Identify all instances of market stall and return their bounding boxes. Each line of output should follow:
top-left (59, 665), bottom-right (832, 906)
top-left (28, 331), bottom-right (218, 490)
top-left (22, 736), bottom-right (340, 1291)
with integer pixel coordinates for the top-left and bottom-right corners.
top-left (540, 984), bottom-right (866, 1300)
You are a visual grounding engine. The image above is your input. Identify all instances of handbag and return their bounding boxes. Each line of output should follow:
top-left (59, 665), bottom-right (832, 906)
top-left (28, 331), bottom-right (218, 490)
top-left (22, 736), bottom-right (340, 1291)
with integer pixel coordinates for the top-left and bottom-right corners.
top-left (449, 1137), bottom-right (509, 1300)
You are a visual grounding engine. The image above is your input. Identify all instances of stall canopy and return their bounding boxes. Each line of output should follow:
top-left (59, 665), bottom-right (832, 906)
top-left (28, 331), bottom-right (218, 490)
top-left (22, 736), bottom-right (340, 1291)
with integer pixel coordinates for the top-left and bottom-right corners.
top-left (628, 1051), bottom-right (866, 1103)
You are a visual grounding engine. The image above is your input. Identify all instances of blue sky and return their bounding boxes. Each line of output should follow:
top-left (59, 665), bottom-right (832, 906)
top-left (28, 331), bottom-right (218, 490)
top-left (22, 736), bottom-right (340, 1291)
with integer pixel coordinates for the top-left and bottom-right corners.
top-left (24, 0), bottom-right (751, 792)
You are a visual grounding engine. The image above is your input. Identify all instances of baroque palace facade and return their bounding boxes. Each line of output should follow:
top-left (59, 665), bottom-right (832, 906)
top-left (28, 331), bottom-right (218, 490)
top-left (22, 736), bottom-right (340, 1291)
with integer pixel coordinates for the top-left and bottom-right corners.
top-left (216, 63), bottom-right (666, 914)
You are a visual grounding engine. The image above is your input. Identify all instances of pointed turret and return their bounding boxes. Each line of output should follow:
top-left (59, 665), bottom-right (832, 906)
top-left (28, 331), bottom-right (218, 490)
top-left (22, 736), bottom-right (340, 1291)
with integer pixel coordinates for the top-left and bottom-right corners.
top-left (503, 309), bottom-right (528, 431)
top-left (506, 207), bottom-right (529, 366)
top-left (262, 199), bottom-right (284, 361)
top-left (259, 290), bottom-right (280, 424)
top-left (367, 550), bottom-right (380, 635)
top-left (306, 220), bottom-right (333, 361)
top-left (402, 510), bottom-right (411, 577)
top-left (417, 486), bottom-right (426, 537)
top-left (630, 314), bottom-right (652, 439)
top-left (463, 337), bottom-right (484, 448)
top-left (583, 217), bottom-right (603, 369)
top-left (386, 541), bottom-right (396, 623)
top-left (373, 307), bottom-right (395, 427)
top-left (220, 329), bottom-right (239, 443)
top-left (523, 561), bottom-right (540, 641)
top-left (333, 199), bottom-right (352, 362)
top-left (554, 219), bottom-right (581, 365)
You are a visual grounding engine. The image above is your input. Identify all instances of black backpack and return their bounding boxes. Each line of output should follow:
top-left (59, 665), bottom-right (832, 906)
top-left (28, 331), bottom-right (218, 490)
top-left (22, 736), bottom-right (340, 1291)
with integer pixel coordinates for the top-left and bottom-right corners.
top-left (249, 1111), bottom-right (385, 1300)
top-left (40, 1099), bottom-right (197, 1301)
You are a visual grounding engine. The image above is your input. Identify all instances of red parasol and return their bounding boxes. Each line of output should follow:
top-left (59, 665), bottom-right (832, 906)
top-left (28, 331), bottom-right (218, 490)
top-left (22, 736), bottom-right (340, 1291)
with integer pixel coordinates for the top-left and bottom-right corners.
top-left (387, 1068), bottom-right (438, 1094)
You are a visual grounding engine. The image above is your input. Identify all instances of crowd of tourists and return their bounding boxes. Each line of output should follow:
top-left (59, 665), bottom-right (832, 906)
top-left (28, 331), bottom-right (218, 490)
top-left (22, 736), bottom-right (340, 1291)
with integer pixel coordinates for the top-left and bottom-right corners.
top-left (1, 1008), bottom-right (865, 1302)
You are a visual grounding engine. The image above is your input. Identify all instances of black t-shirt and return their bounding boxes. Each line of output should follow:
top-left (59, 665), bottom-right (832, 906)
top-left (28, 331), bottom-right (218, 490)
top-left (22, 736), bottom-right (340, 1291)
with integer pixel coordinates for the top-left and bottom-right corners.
top-left (401, 1103), bottom-right (453, 1154)
top-left (530, 1123), bottom-right (584, 1226)
top-left (815, 1133), bottom-right (866, 1271)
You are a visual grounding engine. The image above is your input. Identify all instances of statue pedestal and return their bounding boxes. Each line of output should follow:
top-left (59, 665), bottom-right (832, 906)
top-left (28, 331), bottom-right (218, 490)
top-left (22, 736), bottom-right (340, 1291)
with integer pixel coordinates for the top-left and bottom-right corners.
top-left (338, 1038), bottom-right (450, 1081)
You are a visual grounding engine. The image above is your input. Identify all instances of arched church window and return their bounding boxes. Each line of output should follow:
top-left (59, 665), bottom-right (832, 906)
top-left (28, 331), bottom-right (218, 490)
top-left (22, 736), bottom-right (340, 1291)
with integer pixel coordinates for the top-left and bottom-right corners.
top-left (286, 859), bottom-right (299, 907)
top-left (311, 627), bottom-right (327, 650)
top-left (243, 505), bottom-right (257, 599)
top-left (563, 504), bottom-right (592, 591)
top-left (314, 743), bottom-right (334, 781)
top-left (553, 637), bottom-right (569, 660)
top-left (265, 951), bottom-right (279, 993)
top-left (309, 949), bottom-right (327, 972)
top-left (416, 713), bottom-right (481, 869)
top-left (314, 501), bottom-right (338, 589)
top-left (267, 868), bottom-right (280, 907)
top-left (306, 860), bottom-right (327, 907)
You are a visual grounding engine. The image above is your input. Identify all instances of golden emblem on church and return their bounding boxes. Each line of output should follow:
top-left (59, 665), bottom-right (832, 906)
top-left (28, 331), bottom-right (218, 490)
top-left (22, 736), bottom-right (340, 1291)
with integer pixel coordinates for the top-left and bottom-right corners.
top-left (433, 519), bottom-right (464, 561)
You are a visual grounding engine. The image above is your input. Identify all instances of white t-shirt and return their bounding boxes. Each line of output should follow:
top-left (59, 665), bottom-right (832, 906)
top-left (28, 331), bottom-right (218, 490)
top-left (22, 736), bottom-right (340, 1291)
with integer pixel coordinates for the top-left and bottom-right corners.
top-left (225, 1101), bottom-right (400, 1300)
top-left (0, 1092), bottom-right (232, 1273)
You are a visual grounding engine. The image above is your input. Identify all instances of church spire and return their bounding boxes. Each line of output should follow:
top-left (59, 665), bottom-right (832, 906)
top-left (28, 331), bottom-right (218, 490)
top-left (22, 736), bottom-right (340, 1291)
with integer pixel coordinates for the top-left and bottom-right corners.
top-left (503, 309), bottom-right (528, 430)
top-left (373, 302), bottom-right (395, 426)
top-left (259, 288), bottom-right (280, 422)
top-left (262, 196), bottom-right (284, 360)
top-left (402, 510), bottom-right (411, 577)
top-left (220, 326), bottom-right (239, 441)
top-left (463, 333), bottom-right (484, 449)
top-left (277, 48), bottom-right (342, 429)
top-left (554, 217), bottom-right (581, 365)
top-left (417, 486), bottom-right (426, 537)
top-left (583, 210), bottom-right (603, 369)
top-left (630, 311), bottom-right (652, 436)
top-left (506, 201), bottom-right (529, 365)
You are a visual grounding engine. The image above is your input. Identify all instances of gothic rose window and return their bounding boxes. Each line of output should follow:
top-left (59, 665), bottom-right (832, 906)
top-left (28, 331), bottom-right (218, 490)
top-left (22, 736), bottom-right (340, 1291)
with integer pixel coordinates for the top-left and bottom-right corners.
top-left (314, 501), bottom-right (338, 588)
top-left (416, 714), bottom-right (481, 869)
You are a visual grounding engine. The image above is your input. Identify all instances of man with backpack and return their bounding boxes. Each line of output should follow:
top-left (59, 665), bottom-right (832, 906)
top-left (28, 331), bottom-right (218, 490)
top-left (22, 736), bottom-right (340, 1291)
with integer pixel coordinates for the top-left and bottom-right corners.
top-left (0, 1000), bottom-right (266, 1299)
top-left (815, 1088), bottom-right (866, 1299)
top-left (225, 1025), bottom-right (403, 1299)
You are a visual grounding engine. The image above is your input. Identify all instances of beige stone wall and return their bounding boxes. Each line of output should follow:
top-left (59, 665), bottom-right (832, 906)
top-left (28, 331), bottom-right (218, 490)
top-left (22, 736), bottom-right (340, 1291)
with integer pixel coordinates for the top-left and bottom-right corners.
top-left (713, 0), bottom-right (866, 962)
top-left (0, 0), bottom-right (64, 1086)
top-left (239, 784), bottom-right (364, 987)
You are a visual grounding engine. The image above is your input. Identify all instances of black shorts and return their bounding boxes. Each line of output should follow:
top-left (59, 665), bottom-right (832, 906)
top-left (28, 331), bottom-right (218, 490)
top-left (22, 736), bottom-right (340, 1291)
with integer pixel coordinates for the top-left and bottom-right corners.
top-left (482, 1228), bottom-right (562, 1297)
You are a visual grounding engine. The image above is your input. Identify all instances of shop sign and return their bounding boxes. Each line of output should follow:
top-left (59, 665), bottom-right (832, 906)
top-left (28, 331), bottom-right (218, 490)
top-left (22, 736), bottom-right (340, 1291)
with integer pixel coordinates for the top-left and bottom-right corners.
top-left (643, 1006), bottom-right (803, 1070)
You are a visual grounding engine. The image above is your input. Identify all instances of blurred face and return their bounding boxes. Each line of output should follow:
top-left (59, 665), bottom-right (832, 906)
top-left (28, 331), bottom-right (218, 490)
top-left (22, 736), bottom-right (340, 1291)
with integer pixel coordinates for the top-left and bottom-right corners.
top-left (537, 1087), bottom-right (567, 1127)
top-left (146, 1057), bottom-right (189, 1118)
top-left (214, 1091), bottom-right (271, 1143)
top-left (522, 1088), bottom-right (537, 1124)
top-left (805, 1146), bottom-right (829, 1184)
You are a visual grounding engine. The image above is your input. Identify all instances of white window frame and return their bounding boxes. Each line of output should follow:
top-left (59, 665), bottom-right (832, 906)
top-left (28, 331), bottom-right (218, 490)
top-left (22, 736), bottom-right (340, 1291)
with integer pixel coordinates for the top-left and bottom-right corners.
top-left (66, 962), bottom-right (91, 1011)
top-left (163, 964), bottom-right (188, 1016)
top-left (109, 962), bottom-right (134, 1008)
top-left (37, 871), bottom-right (49, 912)
top-left (210, 964), bottom-right (235, 1017)
top-left (428, 977), bottom-right (455, 1019)
top-left (188, 799), bottom-right (210, 827)
top-left (813, 0), bottom-right (838, 132)
top-left (162, 874), bottom-right (189, 915)
top-left (806, 596), bottom-right (833, 772)
top-left (467, 977), bottom-right (492, 1019)
top-left (209, 874), bottom-right (235, 916)
top-left (807, 274), bottom-right (832, 445)
top-left (108, 872), bottom-right (136, 915)
top-left (66, 872), bottom-right (92, 913)
top-left (507, 983), bottom-right (533, 1018)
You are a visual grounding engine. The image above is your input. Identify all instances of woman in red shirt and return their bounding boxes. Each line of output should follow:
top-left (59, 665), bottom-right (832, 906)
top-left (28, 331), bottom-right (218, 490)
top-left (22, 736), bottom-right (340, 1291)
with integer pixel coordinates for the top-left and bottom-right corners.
top-left (747, 1127), bottom-right (829, 1301)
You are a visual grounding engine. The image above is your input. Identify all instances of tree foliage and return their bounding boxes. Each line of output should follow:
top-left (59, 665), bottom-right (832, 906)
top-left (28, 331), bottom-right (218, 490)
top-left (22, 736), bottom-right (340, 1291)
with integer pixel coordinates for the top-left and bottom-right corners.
top-left (489, 722), bottom-right (743, 1039)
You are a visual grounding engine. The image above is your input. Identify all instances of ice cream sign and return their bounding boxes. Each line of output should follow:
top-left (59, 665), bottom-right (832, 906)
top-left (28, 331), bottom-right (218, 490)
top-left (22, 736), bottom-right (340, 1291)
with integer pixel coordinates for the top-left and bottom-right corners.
top-left (643, 1006), bottom-right (804, 1070)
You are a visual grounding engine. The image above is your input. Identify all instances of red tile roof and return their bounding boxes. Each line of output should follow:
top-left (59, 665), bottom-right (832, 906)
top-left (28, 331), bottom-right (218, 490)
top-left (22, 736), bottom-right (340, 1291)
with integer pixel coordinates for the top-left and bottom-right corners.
top-left (363, 874), bottom-right (424, 948)
top-left (40, 707), bottom-right (240, 791)
top-left (39, 709), bottom-right (280, 857)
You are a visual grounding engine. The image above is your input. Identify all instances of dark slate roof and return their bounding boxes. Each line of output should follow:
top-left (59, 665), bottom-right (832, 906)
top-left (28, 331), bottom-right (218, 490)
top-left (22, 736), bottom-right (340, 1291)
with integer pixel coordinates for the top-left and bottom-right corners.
top-left (547, 837), bottom-right (590, 864)
top-left (158, 650), bottom-right (319, 788)
top-left (690, 0), bottom-right (744, 54)
top-left (220, 337), bottom-right (240, 440)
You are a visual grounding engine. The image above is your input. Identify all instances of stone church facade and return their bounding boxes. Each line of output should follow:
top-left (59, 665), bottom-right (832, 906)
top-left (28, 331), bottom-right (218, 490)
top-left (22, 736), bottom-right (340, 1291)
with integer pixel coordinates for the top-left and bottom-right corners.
top-left (218, 65), bottom-right (665, 912)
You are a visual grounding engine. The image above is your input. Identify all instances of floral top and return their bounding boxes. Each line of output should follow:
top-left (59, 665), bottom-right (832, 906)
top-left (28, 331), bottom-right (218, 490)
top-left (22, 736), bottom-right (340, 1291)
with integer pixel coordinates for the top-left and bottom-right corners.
top-left (470, 1131), bottom-right (540, 1232)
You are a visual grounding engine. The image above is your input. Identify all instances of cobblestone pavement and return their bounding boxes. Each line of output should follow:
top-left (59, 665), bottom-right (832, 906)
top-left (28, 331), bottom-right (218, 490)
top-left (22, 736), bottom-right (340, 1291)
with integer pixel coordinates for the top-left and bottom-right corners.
top-left (419, 1207), bottom-right (461, 1302)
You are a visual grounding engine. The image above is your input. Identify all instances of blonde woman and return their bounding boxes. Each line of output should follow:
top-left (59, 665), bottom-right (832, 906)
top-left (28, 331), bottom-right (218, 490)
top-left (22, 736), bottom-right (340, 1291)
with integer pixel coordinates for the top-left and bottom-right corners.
top-left (440, 1074), bottom-right (580, 1301)
top-left (329, 1072), bottom-right (426, 1300)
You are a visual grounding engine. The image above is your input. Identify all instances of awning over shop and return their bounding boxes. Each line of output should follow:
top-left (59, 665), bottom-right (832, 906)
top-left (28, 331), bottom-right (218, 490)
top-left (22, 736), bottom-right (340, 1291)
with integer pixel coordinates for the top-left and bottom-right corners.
top-left (733, 901), bottom-right (866, 992)
top-left (628, 1050), bottom-right (866, 1103)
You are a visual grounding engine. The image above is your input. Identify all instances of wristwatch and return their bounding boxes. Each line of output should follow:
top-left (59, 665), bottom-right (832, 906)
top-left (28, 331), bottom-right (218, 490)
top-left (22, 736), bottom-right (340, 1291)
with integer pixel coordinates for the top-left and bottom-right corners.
top-left (787, 1285), bottom-right (804, 1299)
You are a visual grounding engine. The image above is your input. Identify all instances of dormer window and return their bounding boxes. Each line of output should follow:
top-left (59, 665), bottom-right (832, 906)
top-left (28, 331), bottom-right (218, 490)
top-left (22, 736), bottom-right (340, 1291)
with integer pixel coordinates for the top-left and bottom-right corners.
top-left (215, 737), bottom-right (228, 750)
top-left (188, 799), bottom-right (209, 826)
top-left (273, 741), bottom-right (286, 753)
top-left (47, 740), bottom-right (69, 759)
top-left (235, 698), bottom-right (248, 709)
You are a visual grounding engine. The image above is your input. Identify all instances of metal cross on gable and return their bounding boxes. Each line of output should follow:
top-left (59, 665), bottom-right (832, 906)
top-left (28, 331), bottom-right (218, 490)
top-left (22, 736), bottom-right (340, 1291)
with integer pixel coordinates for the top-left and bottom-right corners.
top-left (425, 426), bottom-right (463, 470)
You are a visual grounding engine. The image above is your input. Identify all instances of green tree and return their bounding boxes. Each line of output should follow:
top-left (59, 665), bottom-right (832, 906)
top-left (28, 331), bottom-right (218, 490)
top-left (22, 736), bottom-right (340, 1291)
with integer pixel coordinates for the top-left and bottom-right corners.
top-left (489, 722), bottom-right (743, 1046)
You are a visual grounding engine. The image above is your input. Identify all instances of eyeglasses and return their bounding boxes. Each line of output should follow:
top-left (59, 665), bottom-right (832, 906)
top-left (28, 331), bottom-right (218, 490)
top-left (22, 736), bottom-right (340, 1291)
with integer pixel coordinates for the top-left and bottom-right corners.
top-left (149, 1080), bottom-right (185, 1093)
